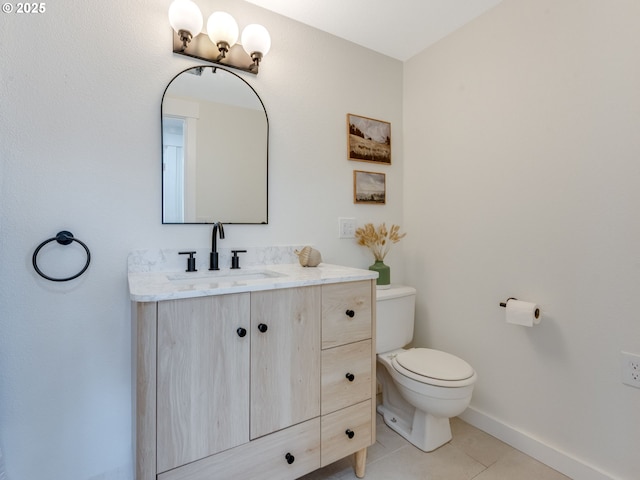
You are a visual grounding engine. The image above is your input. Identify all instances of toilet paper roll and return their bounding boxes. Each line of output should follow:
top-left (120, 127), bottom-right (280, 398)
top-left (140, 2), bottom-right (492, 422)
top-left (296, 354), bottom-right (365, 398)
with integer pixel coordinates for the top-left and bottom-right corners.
top-left (505, 299), bottom-right (541, 327)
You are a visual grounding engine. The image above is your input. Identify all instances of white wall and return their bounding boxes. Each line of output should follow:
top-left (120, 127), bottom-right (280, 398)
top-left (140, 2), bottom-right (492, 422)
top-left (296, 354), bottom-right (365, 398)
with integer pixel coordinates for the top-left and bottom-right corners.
top-left (0, 1), bottom-right (403, 479)
top-left (403, 1), bottom-right (640, 479)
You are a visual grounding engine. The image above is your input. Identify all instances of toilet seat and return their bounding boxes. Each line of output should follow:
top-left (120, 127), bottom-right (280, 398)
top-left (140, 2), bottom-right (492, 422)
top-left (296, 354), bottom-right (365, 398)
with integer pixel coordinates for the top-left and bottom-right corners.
top-left (392, 348), bottom-right (476, 388)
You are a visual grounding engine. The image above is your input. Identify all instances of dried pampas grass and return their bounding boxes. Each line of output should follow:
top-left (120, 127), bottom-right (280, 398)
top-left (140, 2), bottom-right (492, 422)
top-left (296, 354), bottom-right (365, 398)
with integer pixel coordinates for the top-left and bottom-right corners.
top-left (354, 223), bottom-right (406, 261)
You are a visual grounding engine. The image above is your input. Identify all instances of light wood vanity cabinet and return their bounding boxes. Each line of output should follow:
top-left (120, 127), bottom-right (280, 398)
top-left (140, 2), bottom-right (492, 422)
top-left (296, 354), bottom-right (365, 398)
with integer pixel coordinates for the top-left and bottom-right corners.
top-left (134, 279), bottom-right (376, 480)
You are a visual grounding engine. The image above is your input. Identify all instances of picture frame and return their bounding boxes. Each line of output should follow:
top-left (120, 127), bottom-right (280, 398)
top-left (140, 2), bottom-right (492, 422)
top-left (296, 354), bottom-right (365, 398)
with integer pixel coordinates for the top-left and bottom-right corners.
top-left (347, 113), bottom-right (391, 164)
top-left (354, 170), bottom-right (386, 204)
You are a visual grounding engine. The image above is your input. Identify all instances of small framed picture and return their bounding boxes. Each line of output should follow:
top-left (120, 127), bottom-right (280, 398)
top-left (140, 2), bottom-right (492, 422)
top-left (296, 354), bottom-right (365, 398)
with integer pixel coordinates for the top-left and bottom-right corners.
top-left (347, 113), bottom-right (391, 164)
top-left (354, 170), bottom-right (386, 204)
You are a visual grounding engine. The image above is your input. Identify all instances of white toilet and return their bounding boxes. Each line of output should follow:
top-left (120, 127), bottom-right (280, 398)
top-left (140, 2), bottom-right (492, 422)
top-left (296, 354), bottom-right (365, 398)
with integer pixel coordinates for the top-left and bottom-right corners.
top-left (376, 285), bottom-right (477, 452)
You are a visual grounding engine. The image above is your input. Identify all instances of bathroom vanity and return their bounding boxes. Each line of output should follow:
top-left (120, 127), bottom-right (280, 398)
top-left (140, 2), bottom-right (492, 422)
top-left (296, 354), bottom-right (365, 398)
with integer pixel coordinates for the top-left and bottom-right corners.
top-left (129, 257), bottom-right (377, 480)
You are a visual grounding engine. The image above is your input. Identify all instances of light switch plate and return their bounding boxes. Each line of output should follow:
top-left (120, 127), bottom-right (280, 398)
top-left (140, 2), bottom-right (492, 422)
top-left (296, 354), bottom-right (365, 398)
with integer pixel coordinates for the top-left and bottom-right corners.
top-left (338, 217), bottom-right (356, 239)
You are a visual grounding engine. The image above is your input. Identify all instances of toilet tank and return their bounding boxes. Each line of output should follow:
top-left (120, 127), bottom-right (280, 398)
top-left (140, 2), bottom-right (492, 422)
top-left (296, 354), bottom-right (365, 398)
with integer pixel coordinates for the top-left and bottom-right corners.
top-left (375, 285), bottom-right (416, 354)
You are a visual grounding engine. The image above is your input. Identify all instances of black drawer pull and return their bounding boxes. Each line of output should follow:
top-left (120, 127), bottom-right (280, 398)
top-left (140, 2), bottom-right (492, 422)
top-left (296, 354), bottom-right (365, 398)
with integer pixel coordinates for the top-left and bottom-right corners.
top-left (345, 309), bottom-right (355, 318)
top-left (345, 373), bottom-right (355, 382)
top-left (258, 323), bottom-right (268, 333)
top-left (345, 429), bottom-right (355, 439)
top-left (285, 452), bottom-right (295, 464)
top-left (236, 327), bottom-right (247, 337)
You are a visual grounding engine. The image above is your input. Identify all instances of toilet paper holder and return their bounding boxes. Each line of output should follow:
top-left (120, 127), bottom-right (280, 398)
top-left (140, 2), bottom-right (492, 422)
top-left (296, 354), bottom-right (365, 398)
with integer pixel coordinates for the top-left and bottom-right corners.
top-left (499, 297), bottom-right (540, 319)
top-left (499, 297), bottom-right (517, 307)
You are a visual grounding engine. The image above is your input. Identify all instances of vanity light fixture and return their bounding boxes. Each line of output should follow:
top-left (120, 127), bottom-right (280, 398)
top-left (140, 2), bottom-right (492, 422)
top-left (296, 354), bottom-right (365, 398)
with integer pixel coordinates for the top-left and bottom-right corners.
top-left (168, 0), bottom-right (271, 74)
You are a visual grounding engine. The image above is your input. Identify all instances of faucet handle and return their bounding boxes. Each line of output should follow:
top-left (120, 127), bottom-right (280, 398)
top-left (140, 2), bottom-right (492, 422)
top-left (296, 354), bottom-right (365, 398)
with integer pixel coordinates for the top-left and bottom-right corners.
top-left (230, 250), bottom-right (247, 269)
top-left (178, 251), bottom-right (197, 272)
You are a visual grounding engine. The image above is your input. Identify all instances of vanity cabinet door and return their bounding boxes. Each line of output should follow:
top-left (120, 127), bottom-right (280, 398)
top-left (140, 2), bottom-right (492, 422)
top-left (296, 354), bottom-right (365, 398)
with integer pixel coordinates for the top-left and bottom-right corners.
top-left (156, 293), bottom-right (251, 473)
top-left (250, 286), bottom-right (321, 439)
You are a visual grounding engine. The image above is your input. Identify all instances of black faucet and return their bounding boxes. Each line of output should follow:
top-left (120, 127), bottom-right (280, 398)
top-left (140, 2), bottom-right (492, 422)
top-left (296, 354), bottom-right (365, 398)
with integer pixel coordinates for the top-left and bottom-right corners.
top-left (209, 222), bottom-right (225, 270)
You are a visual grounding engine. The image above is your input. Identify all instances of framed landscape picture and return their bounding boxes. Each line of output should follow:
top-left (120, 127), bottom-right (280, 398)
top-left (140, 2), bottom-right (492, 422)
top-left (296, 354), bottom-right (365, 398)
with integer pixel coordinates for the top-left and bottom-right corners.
top-left (354, 170), bottom-right (386, 204)
top-left (347, 113), bottom-right (391, 164)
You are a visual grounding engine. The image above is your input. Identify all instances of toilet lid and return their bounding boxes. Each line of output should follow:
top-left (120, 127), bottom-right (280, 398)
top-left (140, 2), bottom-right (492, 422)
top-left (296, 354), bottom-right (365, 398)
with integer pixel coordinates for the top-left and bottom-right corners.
top-left (395, 348), bottom-right (474, 381)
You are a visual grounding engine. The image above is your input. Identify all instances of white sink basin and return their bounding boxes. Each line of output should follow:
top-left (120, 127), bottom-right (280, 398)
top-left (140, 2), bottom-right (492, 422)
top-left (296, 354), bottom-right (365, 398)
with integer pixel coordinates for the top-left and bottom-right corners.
top-left (166, 269), bottom-right (285, 286)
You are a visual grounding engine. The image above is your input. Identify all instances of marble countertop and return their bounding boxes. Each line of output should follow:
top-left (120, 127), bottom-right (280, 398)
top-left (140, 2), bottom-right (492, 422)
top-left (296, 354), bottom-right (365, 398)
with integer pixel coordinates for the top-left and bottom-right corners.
top-left (128, 263), bottom-right (378, 302)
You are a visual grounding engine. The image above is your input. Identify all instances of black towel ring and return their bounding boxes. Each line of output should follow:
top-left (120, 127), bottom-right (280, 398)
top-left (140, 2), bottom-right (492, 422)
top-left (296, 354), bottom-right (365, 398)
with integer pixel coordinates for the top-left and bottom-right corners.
top-left (32, 230), bottom-right (91, 282)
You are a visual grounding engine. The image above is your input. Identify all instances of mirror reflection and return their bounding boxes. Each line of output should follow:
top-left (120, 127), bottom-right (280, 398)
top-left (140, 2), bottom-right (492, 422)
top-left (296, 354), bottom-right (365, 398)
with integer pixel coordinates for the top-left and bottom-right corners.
top-left (162, 66), bottom-right (268, 224)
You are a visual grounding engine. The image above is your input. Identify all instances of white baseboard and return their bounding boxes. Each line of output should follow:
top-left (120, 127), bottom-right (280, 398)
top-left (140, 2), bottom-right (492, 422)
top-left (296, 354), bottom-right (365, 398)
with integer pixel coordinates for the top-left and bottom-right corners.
top-left (459, 407), bottom-right (616, 480)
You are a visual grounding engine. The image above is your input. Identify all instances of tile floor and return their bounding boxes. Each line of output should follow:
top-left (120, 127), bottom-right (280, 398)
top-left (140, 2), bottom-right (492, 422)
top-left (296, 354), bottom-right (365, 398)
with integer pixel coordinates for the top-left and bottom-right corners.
top-left (300, 414), bottom-right (571, 480)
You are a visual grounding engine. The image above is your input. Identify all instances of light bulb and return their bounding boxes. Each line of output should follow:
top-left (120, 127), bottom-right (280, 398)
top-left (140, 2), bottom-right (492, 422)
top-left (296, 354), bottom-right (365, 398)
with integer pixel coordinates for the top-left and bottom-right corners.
top-left (207, 11), bottom-right (239, 49)
top-left (168, 0), bottom-right (203, 38)
top-left (241, 24), bottom-right (271, 57)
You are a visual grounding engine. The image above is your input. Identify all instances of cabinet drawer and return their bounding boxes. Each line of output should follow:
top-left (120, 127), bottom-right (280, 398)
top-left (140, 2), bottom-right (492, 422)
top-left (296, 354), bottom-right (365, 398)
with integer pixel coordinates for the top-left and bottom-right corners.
top-left (321, 339), bottom-right (372, 415)
top-left (322, 281), bottom-right (372, 349)
top-left (158, 418), bottom-right (321, 480)
top-left (321, 400), bottom-right (372, 468)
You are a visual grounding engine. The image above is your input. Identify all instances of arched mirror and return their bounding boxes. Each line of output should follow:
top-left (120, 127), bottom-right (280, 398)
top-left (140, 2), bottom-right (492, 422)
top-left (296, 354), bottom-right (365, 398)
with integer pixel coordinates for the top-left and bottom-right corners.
top-left (162, 66), bottom-right (268, 224)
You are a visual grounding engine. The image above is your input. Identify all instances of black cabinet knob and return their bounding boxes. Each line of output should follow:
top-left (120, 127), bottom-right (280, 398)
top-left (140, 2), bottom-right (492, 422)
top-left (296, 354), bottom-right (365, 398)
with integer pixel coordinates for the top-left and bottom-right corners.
top-left (345, 429), bottom-right (355, 439)
top-left (236, 327), bottom-right (247, 338)
top-left (345, 372), bottom-right (355, 382)
top-left (345, 309), bottom-right (355, 318)
top-left (285, 452), bottom-right (295, 464)
top-left (258, 323), bottom-right (268, 333)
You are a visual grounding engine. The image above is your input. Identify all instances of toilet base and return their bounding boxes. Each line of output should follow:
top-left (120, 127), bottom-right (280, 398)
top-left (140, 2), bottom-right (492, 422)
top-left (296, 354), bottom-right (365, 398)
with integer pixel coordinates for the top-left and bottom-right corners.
top-left (377, 403), bottom-right (452, 452)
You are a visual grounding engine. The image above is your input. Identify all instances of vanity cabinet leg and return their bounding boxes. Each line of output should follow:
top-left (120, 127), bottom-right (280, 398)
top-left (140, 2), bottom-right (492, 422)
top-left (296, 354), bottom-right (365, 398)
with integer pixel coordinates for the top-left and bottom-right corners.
top-left (354, 448), bottom-right (367, 478)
